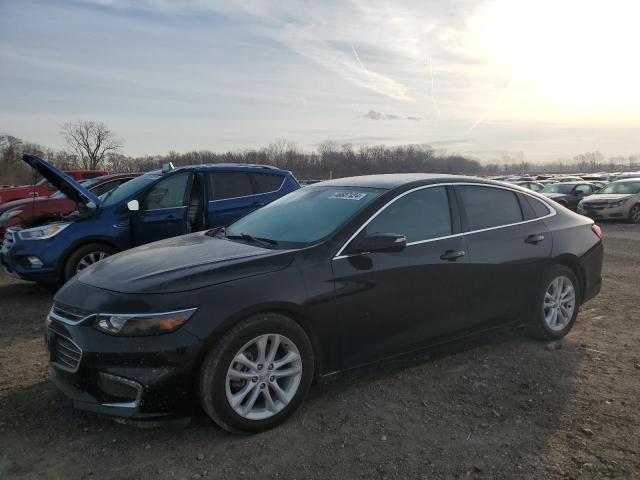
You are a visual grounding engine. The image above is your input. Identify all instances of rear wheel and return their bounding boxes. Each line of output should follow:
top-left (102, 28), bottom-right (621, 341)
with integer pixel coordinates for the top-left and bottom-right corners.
top-left (63, 243), bottom-right (116, 282)
top-left (530, 265), bottom-right (580, 340)
top-left (199, 313), bottom-right (314, 433)
top-left (629, 204), bottom-right (640, 224)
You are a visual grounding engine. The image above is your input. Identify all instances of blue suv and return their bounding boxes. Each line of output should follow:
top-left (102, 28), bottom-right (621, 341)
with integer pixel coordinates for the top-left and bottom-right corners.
top-left (1, 155), bottom-right (300, 285)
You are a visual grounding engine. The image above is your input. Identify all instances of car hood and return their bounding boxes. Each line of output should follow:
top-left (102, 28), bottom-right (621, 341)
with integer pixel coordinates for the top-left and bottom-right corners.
top-left (75, 232), bottom-right (297, 294)
top-left (21, 154), bottom-right (101, 206)
top-left (583, 193), bottom-right (634, 203)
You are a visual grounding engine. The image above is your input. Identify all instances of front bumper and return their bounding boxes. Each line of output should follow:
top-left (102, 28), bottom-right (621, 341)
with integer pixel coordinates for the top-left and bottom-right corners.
top-left (46, 311), bottom-right (205, 421)
top-left (1, 231), bottom-right (60, 283)
top-left (578, 203), bottom-right (629, 220)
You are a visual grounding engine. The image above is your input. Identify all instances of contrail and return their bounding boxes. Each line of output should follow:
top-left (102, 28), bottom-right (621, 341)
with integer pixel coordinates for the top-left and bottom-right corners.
top-left (350, 41), bottom-right (367, 72)
top-left (468, 79), bottom-right (512, 132)
top-left (428, 53), bottom-right (441, 116)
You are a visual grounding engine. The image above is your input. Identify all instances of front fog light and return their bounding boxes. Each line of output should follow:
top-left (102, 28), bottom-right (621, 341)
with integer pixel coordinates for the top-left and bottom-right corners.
top-left (94, 308), bottom-right (197, 336)
top-left (27, 256), bottom-right (43, 268)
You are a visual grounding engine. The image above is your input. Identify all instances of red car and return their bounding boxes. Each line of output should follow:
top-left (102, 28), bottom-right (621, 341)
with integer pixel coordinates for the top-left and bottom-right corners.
top-left (0, 173), bottom-right (139, 237)
top-left (0, 169), bottom-right (108, 204)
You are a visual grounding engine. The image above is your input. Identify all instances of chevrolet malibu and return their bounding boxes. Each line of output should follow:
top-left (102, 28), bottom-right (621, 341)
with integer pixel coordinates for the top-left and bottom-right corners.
top-left (577, 178), bottom-right (640, 223)
top-left (47, 175), bottom-right (603, 432)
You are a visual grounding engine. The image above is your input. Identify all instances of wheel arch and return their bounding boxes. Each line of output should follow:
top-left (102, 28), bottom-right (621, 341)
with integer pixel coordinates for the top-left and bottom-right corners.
top-left (194, 302), bottom-right (325, 382)
top-left (550, 254), bottom-right (585, 303)
top-left (59, 237), bottom-right (123, 282)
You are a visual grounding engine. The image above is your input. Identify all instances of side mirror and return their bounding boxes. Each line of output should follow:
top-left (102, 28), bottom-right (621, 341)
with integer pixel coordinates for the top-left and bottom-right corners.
top-left (126, 199), bottom-right (140, 212)
top-left (347, 233), bottom-right (407, 255)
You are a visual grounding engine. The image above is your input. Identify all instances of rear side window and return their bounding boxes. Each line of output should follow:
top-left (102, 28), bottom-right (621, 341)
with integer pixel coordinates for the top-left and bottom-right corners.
top-left (458, 186), bottom-right (523, 230)
top-left (252, 173), bottom-right (284, 193)
top-left (207, 172), bottom-right (254, 200)
top-left (527, 196), bottom-right (552, 218)
top-left (364, 186), bottom-right (451, 243)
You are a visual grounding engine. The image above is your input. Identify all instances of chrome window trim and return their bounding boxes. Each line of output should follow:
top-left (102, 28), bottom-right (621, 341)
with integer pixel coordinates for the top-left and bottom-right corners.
top-left (48, 306), bottom-right (94, 325)
top-left (142, 205), bottom-right (188, 213)
top-left (333, 182), bottom-right (557, 260)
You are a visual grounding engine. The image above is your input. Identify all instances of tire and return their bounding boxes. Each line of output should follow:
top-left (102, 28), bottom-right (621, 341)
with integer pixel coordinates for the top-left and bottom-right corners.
top-left (530, 265), bottom-right (581, 341)
top-left (628, 204), bottom-right (640, 224)
top-left (198, 313), bottom-right (314, 433)
top-left (63, 243), bottom-right (116, 282)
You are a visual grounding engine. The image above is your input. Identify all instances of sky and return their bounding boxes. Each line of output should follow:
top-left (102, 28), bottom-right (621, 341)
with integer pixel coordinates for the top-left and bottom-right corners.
top-left (1, 0), bottom-right (640, 163)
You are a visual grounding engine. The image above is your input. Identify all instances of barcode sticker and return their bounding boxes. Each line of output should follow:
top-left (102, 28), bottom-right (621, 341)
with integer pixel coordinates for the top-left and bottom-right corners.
top-left (329, 192), bottom-right (367, 201)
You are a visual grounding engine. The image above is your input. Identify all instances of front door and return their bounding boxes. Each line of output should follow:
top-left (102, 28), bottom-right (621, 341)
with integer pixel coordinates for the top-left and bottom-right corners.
top-left (131, 172), bottom-right (190, 246)
top-left (330, 186), bottom-right (471, 371)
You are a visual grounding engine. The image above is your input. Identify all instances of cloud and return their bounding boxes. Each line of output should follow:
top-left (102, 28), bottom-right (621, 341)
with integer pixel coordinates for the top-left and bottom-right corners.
top-left (362, 111), bottom-right (413, 120)
top-left (363, 110), bottom-right (383, 120)
top-left (407, 116), bottom-right (423, 121)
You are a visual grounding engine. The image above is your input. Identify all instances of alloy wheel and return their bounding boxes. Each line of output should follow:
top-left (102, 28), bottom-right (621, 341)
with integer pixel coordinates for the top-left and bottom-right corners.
top-left (76, 251), bottom-right (110, 272)
top-left (631, 205), bottom-right (640, 224)
top-left (225, 334), bottom-right (302, 420)
top-left (543, 275), bottom-right (576, 331)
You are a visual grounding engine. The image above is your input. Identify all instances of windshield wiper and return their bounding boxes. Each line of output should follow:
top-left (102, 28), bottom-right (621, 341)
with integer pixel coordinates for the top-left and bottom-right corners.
top-left (205, 226), bottom-right (226, 237)
top-left (225, 232), bottom-right (278, 248)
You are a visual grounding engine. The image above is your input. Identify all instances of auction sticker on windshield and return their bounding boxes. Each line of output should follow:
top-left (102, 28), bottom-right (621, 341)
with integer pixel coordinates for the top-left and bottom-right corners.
top-left (330, 192), bottom-right (368, 200)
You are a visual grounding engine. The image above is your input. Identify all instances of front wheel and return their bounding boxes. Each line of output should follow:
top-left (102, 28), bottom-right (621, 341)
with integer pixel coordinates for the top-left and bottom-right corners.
top-left (530, 265), bottom-right (581, 340)
top-left (63, 243), bottom-right (116, 282)
top-left (628, 204), bottom-right (640, 224)
top-left (199, 313), bottom-right (314, 433)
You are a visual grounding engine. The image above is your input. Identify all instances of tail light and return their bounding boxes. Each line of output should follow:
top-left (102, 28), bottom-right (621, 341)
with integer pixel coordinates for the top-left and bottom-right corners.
top-left (591, 224), bottom-right (602, 240)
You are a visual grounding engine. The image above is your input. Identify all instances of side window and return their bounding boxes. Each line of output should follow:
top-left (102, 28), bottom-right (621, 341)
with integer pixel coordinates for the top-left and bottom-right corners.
top-left (458, 186), bottom-right (523, 230)
top-left (252, 173), bottom-right (284, 193)
top-left (575, 184), bottom-right (591, 195)
top-left (91, 180), bottom-right (120, 197)
top-left (526, 196), bottom-right (552, 218)
top-left (142, 172), bottom-right (189, 210)
top-left (207, 172), bottom-right (254, 201)
top-left (364, 187), bottom-right (451, 243)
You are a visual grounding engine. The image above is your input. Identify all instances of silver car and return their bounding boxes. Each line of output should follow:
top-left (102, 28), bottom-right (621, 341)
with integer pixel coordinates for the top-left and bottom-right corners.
top-left (577, 179), bottom-right (640, 223)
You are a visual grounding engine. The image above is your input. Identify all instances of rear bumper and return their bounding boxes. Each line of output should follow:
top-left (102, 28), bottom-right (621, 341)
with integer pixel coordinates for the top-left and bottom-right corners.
top-left (579, 241), bottom-right (603, 304)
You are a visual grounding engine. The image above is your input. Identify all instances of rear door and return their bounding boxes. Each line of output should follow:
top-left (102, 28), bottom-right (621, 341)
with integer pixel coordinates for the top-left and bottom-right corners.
top-left (130, 172), bottom-right (190, 245)
top-left (455, 185), bottom-right (552, 326)
top-left (205, 171), bottom-right (258, 227)
top-left (330, 186), bottom-right (472, 370)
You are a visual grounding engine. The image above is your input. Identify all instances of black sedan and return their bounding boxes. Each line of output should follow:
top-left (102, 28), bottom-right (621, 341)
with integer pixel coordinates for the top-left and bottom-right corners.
top-left (47, 175), bottom-right (603, 432)
top-left (539, 182), bottom-right (600, 210)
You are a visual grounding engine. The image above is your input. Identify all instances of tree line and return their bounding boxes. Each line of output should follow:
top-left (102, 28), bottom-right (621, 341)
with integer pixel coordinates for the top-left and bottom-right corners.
top-left (2, 121), bottom-right (639, 187)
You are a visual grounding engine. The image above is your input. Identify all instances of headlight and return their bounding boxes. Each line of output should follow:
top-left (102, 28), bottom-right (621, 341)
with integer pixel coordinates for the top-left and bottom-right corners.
top-left (18, 223), bottom-right (69, 240)
top-left (94, 308), bottom-right (197, 336)
top-left (0, 209), bottom-right (23, 221)
top-left (608, 199), bottom-right (627, 208)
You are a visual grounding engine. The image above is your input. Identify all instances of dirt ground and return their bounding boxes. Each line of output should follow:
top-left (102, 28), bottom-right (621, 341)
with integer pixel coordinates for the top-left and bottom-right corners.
top-left (0, 223), bottom-right (638, 480)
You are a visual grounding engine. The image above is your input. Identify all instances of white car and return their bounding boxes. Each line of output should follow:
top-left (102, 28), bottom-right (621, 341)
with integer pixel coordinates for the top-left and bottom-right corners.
top-left (577, 179), bottom-right (640, 223)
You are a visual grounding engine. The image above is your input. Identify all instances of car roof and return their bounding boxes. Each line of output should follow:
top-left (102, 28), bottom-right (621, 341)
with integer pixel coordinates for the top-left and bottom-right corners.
top-left (310, 173), bottom-right (507, 190)
top-left (149, 163), bottom-right (290, 176)
top-left (613, 177), bottom-right (640, 183)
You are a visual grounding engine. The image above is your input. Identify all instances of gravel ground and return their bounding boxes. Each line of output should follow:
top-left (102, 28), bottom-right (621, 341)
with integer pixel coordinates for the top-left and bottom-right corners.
top-left (0, 223), bottom-right (638, 479)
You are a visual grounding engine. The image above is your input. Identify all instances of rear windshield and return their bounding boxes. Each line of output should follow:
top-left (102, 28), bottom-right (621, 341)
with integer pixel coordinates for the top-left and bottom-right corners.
top-left (597, 182), bottom-right (640, 194)
top-left (541, 183), bottom-right (574, 194)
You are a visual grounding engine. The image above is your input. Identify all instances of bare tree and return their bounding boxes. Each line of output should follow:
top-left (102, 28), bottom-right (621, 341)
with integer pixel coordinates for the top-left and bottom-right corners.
top-left (61, 121), bottom-right (122, 170)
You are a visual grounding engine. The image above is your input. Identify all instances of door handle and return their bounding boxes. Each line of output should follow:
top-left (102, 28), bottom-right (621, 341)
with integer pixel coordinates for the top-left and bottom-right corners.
top-left (440, 249), bottom-right (466, 261)
top-left (525, 234), bottom-right (545, 244)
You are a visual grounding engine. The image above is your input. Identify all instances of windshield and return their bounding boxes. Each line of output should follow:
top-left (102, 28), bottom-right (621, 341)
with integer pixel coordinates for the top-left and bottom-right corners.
top-left (597, 182), bottom-right (640, 195)
top-left (225, 186), bottom-right (384, 247)
top-left (541, 184), bottom-right (574, 194)
top-left (100, 173), bottom-right (160, 207)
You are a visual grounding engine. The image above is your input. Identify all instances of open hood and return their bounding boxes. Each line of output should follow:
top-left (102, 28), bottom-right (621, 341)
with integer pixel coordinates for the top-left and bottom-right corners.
top-left (21, 154), bottom-right (101, 206)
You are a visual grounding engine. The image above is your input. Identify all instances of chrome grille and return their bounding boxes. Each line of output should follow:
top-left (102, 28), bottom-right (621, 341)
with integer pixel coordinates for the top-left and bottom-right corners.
top-left (51, 333), bottom-right (82, 372)
top-left (50, 303), bottom-right (92, 324)
top-left (583, 201), bottom-right (608, 209)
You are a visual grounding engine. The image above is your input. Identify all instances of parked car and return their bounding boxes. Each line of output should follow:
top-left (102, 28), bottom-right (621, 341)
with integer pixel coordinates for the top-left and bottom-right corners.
top-left (508, 180), bottom-right (545, 192)
top-left (0, 169), bottom-right (108, 204)
top-left (0, 173), bottom-right (140, 237)
top-left (540, 182), bottom-right (599, 210)
top-left (577, 178), bottom-right (640, 223)
top-left (1, 155), bottom-right (299, 285)
top-left (610, 172), bottom-right (640, 181)
top-left (551, 176), bottom-right (584, 183)
top-left (44, 174), bottom-right (603, 432)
